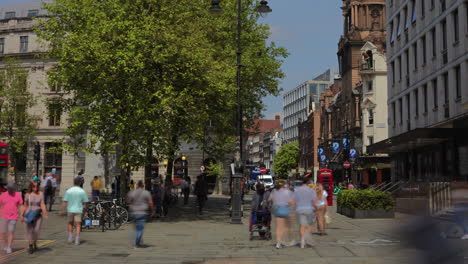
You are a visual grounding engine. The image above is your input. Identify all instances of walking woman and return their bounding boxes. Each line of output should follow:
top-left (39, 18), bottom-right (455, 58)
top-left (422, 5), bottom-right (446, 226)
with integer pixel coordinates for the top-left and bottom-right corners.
top-left (20, 177), bottom-right (48, 254)
top-left (314, 183), bottom-right (328, 236)
top-left (268, 181), bottom-right (294, 249)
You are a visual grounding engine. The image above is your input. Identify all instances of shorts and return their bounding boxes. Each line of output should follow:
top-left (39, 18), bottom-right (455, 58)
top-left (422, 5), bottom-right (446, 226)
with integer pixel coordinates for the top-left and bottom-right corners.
top-left (0, 218), bottom-right (17, 232)
top-left (298, 213), bottom-right (315, 225)
top-left (67, 213), bottom-right (82, 223)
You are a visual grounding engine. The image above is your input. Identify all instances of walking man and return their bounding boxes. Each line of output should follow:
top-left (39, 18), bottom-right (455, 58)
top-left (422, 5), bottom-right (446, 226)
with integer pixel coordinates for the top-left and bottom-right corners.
top-left (90, 176), bottom-right (103, 202)
top-left (293, 177), bottom-right (317, 248)
top-left (61, 177), bottom-right (89, 245)
top-left (127, 180), bottom-right (154, 248)
top-left (180, 177), bottom-right (190, 205)
top-left (194, 175), bottom-right (208, 215)
top-left (42, 173), bottom-right (57, 211)
top-left (76, 169), bottom-right (85, 188)
top-left (0, 183), bottom-right (23, 254)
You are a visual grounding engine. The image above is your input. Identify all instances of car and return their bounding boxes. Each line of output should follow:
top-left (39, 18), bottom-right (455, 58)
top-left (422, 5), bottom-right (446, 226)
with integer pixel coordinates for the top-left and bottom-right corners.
top-left (258, 175), bottom-right (274, 189)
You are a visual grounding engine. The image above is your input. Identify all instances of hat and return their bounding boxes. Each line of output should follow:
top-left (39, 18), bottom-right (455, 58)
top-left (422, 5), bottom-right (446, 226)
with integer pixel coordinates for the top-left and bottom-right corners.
top-left (32, 176), bottom-right (39, 182)
top-left (6, 183), bottom-right (16, 190)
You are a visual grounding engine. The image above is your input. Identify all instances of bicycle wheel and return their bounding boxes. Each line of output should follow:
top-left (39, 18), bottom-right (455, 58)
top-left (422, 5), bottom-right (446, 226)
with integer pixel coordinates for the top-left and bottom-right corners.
top-left (116, 206), bottom-right (129, 225)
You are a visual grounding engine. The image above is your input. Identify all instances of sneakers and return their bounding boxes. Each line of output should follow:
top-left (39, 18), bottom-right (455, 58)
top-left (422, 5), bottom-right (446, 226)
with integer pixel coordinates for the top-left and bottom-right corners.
top-left (4, 248), bottom-right (12, 254)
top-left (461, 234), bottom-right (468, 240)
top-left (287, 240), bottom-right (297, 247)
top-left (275, 243), bottom-right (282, 249)
top-left (67, 237), bottom-right (73, 244)
top-left (74, 238), bottom-right (80, 245)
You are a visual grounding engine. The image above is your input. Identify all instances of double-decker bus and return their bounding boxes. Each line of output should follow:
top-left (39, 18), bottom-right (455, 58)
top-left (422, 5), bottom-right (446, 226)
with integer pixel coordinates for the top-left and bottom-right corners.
top-left (0, 142), bottom-right (8, 186)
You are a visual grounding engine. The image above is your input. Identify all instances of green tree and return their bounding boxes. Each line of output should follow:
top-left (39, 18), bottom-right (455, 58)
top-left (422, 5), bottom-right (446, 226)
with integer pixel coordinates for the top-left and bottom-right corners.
top-left (37, 0), bottom-right (287, 193)
top-left (273, 142), bottom-right (299, 178)
top-left (0, 58), bottom-right (38, 179)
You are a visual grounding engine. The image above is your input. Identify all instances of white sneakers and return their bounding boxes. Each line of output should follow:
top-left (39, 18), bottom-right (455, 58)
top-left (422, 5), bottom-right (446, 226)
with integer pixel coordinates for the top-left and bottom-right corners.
top-left (461, 234), bottom-right (468, 240)
top-left (4, 247), bottom-right (12, 254)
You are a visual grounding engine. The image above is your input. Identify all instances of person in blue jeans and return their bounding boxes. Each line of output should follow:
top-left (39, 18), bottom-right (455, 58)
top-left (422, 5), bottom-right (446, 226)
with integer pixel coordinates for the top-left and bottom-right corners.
top-left (127, 181), bottom-right (154, 248)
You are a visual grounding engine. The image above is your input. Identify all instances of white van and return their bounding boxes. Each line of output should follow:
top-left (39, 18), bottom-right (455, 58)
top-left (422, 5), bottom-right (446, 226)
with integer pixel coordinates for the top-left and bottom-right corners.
top-left (258, 175), bottom-right (274, 189)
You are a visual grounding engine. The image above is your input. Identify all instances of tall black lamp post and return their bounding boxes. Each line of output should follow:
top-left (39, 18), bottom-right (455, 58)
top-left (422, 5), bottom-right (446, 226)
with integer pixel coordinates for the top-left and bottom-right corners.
top-left (209, 0), bottom-right (272, 224)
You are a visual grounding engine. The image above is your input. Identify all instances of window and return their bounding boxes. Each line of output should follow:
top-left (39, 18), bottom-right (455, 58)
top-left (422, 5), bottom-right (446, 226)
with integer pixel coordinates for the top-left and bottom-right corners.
top-left (423, 85), bottom-right (428, 113)
top-left (413, 44), bottom-right (418, 70)
top-left (368, 81), bottom-right (373, 92)
top-left (404, 7), bottom-right (409, 30)
top-left (414, 89), bottom-right (419, 116)
top-left (368, 109), bottom-right (374, 125)
top-left (453, 10), bottom-right (459, 43)
top-left (441, 20), bottom-right (447, 50)
top-left (407, 94), bottom-right (411, 129)
top-left (412, 0), bottom-right (417, 23)
top-left (441, 0), bottom-right (446, 12)
top-left (392, 102), bottom-right (396, 127)
top-left (422, 36), bottom-right (427, 64)
top-left (399, 98), bottom-right (403, 124)
top-left (15, 104), bottom-right (26, 127)
top-left (20, 36), bottom-right (28, 53)
top-left (27, 9), bottom-right (39, 17)
top-left (430, 0), bottom-right (435, 10)
top-left (433, 79), bottom-right (438, 108)
top-left (455, 66), bottom-right (461, 99)
top-left (390, 22), bottom-right (395, 43)
top-left (391, 62), bottom-right (395, 85)
top-left (368, 136), bottom-right (374, 146)
top-left (443, 72), bottom-right (449, 104)
top-left (4, 12), bottom-right (15, 19)
top-left (0, 38), bottom-right (4, 54)
top-left (50, 83), bottom-right (61, 93)
top-left (431, 28), bottom-right (436, 57)
top-left (44, 143), bottom-right (62, 176)
top-left (421, 0), bottom-right (425, 17)
top-left (398, 56), bottom-right (402, 81)
top-left (397, 15), bottom-right (402, 37)
top-left (405, 50), bottom-right (409, 75)
top-left (48, 103), bottom-right (61, 126)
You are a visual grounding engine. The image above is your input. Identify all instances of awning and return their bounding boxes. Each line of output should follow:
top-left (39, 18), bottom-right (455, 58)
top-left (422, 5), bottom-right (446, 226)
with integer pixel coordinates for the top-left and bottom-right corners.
top-left (367, 128), bottom-right (465, 154)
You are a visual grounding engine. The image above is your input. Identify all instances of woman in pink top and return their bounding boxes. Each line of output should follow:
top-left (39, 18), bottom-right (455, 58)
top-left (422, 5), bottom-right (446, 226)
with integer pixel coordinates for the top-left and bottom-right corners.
top-left (0, 183), bottom-right (23, 254)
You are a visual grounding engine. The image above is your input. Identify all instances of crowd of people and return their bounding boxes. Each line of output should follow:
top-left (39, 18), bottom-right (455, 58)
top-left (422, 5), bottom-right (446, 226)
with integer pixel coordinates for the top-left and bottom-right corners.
top-left (252, 177), bottom-right (329, 249)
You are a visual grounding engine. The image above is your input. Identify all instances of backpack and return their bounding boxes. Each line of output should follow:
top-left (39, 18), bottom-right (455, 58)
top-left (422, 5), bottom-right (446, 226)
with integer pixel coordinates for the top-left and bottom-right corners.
top-left (44, 179), bottom-right (53, 195)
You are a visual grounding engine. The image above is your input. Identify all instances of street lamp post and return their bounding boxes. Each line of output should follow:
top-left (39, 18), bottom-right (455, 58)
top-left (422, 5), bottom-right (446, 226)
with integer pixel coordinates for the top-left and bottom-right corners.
top-left (209, 0), bottom-right (272, 224)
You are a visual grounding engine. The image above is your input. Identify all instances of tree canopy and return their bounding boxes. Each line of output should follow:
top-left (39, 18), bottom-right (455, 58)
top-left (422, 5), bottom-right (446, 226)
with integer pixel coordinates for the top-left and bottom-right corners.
top-left (272, 142), bottom-right (299, 178)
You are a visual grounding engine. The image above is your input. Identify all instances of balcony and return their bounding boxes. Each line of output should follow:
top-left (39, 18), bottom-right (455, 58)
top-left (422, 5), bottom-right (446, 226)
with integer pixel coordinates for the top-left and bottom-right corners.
top-left (359, 60), bottom-right (376, 73)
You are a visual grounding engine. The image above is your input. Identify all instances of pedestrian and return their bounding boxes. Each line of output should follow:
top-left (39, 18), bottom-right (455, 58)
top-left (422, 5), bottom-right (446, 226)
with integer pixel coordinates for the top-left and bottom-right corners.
top-left (129, 179), bottom-right (135, 191)
top-left (268, 180), bottom-right (294, 249)
top-left (347, 181), bottom-right (354, 190)
top-left (452, 186), bottom-right (468, 240)
top-left (293, 177), bottom-right (317, 248)
top-left (251, 183), bottom-right (271, 229)
top-left (314, 183), bottom-right (328, 236)
top-left (0, 183), bottom-right (23, 254)
top-left (127, 180), bottom-right (154, 248)
top-left (76, 169), bottom-right (85, 188)
top-left (60, 177), bottom-right (89, 245)
top-left (90, 176), bottom-right (103, 202)
top-left (194, 175), bottom-right (208, 215)
top-left (152, 179), bottom-right (163, 218)
top-left (20, 178), bottom-right (48, 254)
top-left (41, 173), bottom-right (57, 211)
top-left (162, 179), bottom-right (173, 216)
top-left (180, 176), bottom-right (190, 205)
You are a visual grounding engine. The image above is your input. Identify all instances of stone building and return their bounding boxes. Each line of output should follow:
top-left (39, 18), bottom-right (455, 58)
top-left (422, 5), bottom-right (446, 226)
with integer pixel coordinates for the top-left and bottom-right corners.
top-left (370, 0), bottom-right (468, 183)
top-left (298, 102), bottom-right (321, 181)
top-left (246, 115), bottom-right (281, 170)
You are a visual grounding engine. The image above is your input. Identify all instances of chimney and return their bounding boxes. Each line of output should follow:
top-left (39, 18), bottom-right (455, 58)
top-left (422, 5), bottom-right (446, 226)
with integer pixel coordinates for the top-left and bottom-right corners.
top-left (275, 115), bottom-right (280, 120)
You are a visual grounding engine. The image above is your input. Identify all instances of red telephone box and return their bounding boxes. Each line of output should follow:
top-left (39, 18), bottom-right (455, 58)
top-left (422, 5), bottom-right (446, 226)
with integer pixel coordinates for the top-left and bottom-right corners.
top-left (317, 168), bottom-right (334, 206)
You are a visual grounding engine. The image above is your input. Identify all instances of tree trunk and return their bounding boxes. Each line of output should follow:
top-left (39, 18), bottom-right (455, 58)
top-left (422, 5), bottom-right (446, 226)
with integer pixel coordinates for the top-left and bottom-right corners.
top-left (165, 133), bottom-right (178, 183)
top-left (144, 138), bottom-right (153, 191)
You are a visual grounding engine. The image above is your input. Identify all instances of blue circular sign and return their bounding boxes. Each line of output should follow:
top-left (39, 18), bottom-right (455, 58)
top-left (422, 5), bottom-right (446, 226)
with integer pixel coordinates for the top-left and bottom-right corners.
top-left (342, 138), bottom-right (349, 149)
top-left (332, 142), bottom-right (340, 152)
top-left (320, 155), bottom-right (327, 163)
top-left (350, 149), bottom-right (357, 158)
top-left (318, 147), bottom-right (324, 155)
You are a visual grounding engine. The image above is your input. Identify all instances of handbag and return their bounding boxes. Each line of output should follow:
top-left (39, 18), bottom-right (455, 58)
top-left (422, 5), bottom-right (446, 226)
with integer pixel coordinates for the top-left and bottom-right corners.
top-left (24, 195), bottom-right (42, 224)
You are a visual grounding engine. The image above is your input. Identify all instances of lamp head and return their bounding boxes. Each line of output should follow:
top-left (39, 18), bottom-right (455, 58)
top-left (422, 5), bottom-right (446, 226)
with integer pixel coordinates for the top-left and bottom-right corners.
top-left (256, 1), bottom-right (272, 14)
top-left (209, 0), bottom-right (223, 16)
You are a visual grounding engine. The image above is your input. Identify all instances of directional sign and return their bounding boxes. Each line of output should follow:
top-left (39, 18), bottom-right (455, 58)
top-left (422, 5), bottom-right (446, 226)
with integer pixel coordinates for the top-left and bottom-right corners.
top-left (200, 165), bottom-right (205, 172)
top-left (342, 138), bottom-right (349, 149)
top-left (350, 148), bottom-right (357, 158)
top-left (320, 155), bottom-right (327, 163)
top-left (318, 147), bottom-right (325, 156)
top-left (332, 141), bottom-right (340, 153)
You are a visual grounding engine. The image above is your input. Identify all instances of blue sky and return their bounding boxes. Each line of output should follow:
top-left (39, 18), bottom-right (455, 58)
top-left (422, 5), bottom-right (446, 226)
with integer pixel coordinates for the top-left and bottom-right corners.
top-left (1, 0), bottom-right (343, 120)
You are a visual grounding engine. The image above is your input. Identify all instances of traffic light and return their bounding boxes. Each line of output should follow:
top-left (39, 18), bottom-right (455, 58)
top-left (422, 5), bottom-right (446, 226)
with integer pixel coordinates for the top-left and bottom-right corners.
top-left (33, 143), bottom-right (40, 161)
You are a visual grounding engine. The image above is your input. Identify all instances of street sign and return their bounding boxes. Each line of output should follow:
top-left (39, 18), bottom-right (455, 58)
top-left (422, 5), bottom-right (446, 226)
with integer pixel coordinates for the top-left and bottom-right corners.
top-left (342, 137), bottom-right (349, 149)
top-left (320, 155), bottom-right (327, 163)
top-left (332, 141), bottom-right (340, 153)
top-left (260, 167), bottom-right (266, 174)
top-left (200, 165), bottom-right (205, 172)
top-left (343, 161), bottom-right (351, 169)
top-left (318, 147), bottom-right (325, 156)
top-left (350, 148), bottom-right (357, 158)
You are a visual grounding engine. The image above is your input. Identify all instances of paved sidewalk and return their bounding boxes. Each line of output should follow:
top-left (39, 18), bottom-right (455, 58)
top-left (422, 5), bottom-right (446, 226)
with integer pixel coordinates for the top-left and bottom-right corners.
top-left (2, 195), bottom-right (465, 264)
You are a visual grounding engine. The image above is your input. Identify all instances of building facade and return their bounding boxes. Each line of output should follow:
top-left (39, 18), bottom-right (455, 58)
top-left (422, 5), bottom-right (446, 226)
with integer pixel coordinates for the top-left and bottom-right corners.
top-left (298, 105), bottom-right (321, 181)
top-left (370, 0), bottom-right (468, 184)
top-left (246, 115), bottom-right (282, 170)
top-left (282, 69), bottom-right (337, 143)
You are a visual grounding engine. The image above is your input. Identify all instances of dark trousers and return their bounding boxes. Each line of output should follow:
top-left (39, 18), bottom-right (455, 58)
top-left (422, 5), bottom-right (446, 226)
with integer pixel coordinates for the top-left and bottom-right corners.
top-left (91, 190), bottom-right (100, 202)
top-left (197, 195), bottom-right (207, 214)
top-left (183, 189), bottom-right (190, 205)
top-left (163, 196), bottom-right (170, 216)
top-left (44, 194), bottom-right (54, 211)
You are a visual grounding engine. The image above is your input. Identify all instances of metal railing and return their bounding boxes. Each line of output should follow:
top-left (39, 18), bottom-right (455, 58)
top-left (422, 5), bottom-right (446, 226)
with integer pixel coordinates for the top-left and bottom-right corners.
top-left (382, 180), bottom-right (404, 194)
top-left (429, 182), bottom-right (451, 216)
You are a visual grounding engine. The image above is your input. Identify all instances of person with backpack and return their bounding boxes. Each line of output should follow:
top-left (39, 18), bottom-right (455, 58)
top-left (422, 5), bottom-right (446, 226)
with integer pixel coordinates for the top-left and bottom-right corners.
top-left (41, 173), bottom-right (57, 212)
top-left (76, 170), bottom-right (85, 188)
top-left (180, 176), bottom-right (191, 205)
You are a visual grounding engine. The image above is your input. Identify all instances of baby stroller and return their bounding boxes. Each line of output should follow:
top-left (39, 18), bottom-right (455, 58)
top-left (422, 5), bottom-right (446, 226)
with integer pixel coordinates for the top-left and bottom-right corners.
top-left (249, 209), bottom-right (272, 240)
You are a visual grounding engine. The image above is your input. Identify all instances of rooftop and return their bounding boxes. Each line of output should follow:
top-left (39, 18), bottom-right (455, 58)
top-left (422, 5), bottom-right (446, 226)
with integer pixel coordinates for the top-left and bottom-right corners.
top-left (0, 1), bottom-right (49, 20)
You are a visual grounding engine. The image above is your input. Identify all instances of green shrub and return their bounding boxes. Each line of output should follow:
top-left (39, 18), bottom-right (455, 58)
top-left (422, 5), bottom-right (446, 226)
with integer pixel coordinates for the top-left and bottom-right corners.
top-left (337, 189), bottom-right (395, 211)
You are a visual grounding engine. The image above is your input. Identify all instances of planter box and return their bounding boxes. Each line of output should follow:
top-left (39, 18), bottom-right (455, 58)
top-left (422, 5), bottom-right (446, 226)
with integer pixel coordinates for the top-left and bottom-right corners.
top-left (338, 207), bottom-right (395, 219)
